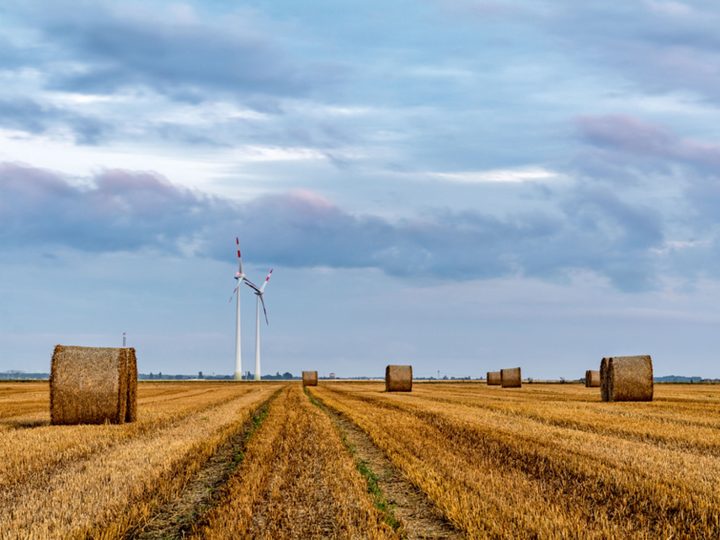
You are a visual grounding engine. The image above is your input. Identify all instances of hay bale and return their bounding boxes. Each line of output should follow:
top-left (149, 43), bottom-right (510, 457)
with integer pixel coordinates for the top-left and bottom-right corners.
top-left (50, 345), bottom-right (138, 425)
top-left (302, 371), bottom-right (318, 387)
top-left (600, 357), bottom-right (610, 401)
top-left (125, 347), bottom-right (138, 422)
top-left (385, 365), bottom-right (412, 392)
top-left (501, 367), bottom-right (522, 388)
top-left (601, 355), bottom-right (653, 402)
top-left (487, 371), bottom-right (501, 386)
top-left (585, 370), bottom-right (601, 388)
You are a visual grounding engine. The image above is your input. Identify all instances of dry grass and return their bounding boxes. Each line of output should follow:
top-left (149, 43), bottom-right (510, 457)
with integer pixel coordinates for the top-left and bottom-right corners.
top-left (5, 380), bottom-right (720, 538)
top-left (195, 384), bottom-right (395, 539)
top-left (312, 382), bottom-right (720, 538)
top-left (0, 381), bottom-right (281, 538)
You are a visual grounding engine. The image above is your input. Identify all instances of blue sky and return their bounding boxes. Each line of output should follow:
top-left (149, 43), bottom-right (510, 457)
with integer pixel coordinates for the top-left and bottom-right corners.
top-left (2, 1), bottom-right (720, 378)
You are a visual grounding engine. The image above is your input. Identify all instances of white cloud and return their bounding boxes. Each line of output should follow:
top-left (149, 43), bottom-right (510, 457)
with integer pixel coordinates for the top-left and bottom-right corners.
top-left (427, 166), bottom-right (561, 184)
top-left (230, 145), bottom-right (327, 162)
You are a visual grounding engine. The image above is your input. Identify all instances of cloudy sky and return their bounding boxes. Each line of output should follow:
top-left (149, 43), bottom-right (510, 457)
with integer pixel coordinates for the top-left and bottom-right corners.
top-left (2, 1), bottom-right (720, 378)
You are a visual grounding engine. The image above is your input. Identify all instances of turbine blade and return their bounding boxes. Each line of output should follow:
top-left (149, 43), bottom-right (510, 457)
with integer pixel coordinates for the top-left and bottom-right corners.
top-left (259, 293), bottom-right (269, 325)
top-left (260, 268), bottom-right (273, 292)
top-left (228, 286), bottom-right (239, 303)
top-left (243, 278), bottom-right (261, 294)
top-left (235, 237), bottom-right (244, 275)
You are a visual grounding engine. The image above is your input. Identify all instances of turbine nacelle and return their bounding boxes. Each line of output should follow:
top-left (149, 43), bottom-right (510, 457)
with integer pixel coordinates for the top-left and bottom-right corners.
top-left (244, 268), bottom-right (272, 325)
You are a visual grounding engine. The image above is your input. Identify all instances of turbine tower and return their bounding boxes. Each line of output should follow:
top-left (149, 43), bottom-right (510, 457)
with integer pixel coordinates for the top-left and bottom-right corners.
top-left (246, 269), bottom-right (273, 381)
top-left (230, 237), bottom-right (260, 380)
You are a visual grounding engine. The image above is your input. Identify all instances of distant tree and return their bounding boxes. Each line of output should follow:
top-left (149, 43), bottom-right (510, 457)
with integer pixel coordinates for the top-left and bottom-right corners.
top-left (198, 371), bottom-right (203, 379)
top-left (282, 372), bottom-right (293, 379)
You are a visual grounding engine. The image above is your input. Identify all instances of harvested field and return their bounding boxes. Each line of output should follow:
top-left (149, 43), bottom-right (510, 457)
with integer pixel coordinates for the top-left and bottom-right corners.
top-left (194, 385), bottom-right (395, 539)
top-left (0, 381), bottom-right (281, 538)
top-left (3, 380), bottom-right (720, 538)
top-left (310, 382), bottom-right (720, 538)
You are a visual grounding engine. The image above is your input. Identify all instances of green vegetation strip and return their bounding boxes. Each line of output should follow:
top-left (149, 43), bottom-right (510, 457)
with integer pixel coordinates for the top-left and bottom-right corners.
top-left (304, 388), bottom-right (402, 533)
top-left (131, 389), bottom-right (281, 540)
top-left (232, 398), bottom-right (272, 465)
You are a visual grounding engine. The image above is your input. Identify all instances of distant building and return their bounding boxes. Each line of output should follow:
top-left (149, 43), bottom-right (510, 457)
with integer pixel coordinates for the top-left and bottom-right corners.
top-left (329, 372), bottom-right (336, 379)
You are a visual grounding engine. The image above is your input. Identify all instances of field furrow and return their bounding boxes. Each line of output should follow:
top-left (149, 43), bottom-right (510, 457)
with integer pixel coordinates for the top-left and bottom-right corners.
top-left (313, 383), bottom-right (720, 538)
top-left (404, 385), bottom-right (720, 456)
top-left (3, 380), bottom-right (720, 538)
top-left (194, 385), bottom-right (396, 539)
top-left (0, 382), bottom-right (281, 539)
top-left (0, 382), bottom-right (265, 494)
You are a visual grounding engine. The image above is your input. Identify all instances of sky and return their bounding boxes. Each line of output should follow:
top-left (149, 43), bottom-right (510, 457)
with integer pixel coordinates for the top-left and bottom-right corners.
top-left (2, 1), bottom-right (720, 378)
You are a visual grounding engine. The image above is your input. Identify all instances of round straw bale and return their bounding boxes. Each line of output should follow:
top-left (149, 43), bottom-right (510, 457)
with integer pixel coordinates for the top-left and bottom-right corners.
top-left (585, 369), bottom-right (601, 388)
top-left (302, 370), bottom-right (318, 387)
top-left (601, 355), bottom-right (653, 402)
top-left (600, 357), bottom-right (610, 401)
top-left (501, 367), bottom-right (522, 388)
top-left (124, 348), bottom-right (138, 422)
top-left (50, 345), bottom-right (137, 425)
top-left (486, 371), bottom-right (501, 386)
top-left (385, 365), bottom-right (412, 392)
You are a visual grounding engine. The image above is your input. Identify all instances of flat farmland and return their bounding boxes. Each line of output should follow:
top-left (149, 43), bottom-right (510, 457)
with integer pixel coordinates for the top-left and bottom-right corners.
top-left (2, 381), bottom-right (720, 538)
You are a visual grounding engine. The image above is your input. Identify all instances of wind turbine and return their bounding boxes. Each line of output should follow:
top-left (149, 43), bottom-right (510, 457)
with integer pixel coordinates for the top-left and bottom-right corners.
top-left (229, 237), bottom-right (260, 380)
top-left (246, 269), bottom-right (273, 381)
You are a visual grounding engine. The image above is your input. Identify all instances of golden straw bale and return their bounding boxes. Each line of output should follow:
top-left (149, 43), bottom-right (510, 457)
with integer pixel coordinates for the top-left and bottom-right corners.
top-left (486, 371), bottom-right (501, 386)
top-left (600, 357), bottom-right (610, 401)
top-left (385, 365), bottom-right (412, 392)
top-left (124, 348), bottom-right (138, 422)
top-left (501, 367), bottom-right (522, 388)
top-left (50, 345), bottom-right (138, 425)
top-left (585, 370), bottom-right (601, 388)
top-left (601, 355), bottom-right (653, 402)
top-left (302, 371), bottom-right (318, 387)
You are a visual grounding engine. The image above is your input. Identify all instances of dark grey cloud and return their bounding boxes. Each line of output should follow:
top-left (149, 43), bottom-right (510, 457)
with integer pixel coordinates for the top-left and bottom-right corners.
top-left (0, 162), bottom-right (665, 290)
top-left (0, 99), bottom-right (110, 144)
top-left (18, 2), bottom-right (311, 101)
top-left (0, 163), bottom-right (226, 251)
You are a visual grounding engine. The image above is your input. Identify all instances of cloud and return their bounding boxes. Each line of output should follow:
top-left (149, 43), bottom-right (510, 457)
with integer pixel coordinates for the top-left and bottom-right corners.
top-left (546, 3), bottom-right (720, 102)
top-left (571, 114), bottom-right (720, 284)
top-left (576, 114), bottom-right (720, 171)
top-left (0, 99), bottom-right (109, 144)
top-left (0, 162), bottom-right (667, 290)
top-left (0, 163), bottom-right (226, 252)
top-left (427, 166), bottom-right (559, 184)
top-left (16, 1), bottom-right (311, 101)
